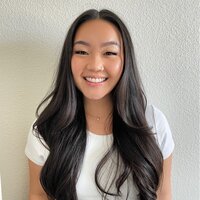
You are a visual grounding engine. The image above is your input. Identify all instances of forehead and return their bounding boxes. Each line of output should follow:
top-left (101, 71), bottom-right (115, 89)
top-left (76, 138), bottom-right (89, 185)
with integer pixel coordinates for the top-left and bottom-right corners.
top-left (74, 19), bottom-right (123, 46)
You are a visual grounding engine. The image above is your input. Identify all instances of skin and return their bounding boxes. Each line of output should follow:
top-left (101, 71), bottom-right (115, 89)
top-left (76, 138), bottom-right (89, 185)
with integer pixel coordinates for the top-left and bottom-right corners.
top-left (157, 154), bottom-right (173, 200)
top-left (28, 160), bottom-right (48, 200)
top-left (28, 19), bottom-right (173, 199)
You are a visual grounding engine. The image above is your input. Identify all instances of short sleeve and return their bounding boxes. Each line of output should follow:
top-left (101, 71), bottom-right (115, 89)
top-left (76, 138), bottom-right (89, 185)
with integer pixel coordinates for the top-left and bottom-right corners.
top-left (25, 121), bottom-right (49, 166)
top-left (152, 105), bottom-right (175, 159)
top-left (145, 105), bottom-right (175, 159)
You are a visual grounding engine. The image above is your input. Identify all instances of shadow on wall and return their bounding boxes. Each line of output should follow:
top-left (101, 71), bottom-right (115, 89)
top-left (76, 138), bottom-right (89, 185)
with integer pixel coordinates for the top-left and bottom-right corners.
top-left (0, 40), bottom-right (57, 200)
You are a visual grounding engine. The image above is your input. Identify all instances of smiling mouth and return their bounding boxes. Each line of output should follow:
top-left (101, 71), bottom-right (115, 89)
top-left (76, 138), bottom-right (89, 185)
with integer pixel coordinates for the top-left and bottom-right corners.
top-left (84, 77), bottom-right (108, 83)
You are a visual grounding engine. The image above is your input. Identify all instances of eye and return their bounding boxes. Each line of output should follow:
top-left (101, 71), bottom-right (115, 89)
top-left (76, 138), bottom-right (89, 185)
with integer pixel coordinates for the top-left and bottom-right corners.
top-left (74, 50), bottom-right (88, 55)
top-left (104, 52), bottom-right (117, 56)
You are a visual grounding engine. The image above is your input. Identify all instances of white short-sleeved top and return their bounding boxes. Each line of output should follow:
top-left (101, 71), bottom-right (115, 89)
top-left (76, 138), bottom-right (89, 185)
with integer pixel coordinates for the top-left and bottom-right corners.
top-left (25, 105), bottom-right (175, 199)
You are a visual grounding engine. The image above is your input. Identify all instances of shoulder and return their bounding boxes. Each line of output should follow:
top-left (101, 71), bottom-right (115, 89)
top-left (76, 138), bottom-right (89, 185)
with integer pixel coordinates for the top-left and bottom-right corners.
top-left (145, 105), bottom-right (170, 129)
top-left (25, 119), bottom-right (49, 166)
top-left (145, 104), bottom-right (175, 159)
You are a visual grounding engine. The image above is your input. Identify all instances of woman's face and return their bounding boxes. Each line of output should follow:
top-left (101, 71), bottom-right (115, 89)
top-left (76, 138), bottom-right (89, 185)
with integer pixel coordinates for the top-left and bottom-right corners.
top-left (71, 19), bottom-right (124, 101)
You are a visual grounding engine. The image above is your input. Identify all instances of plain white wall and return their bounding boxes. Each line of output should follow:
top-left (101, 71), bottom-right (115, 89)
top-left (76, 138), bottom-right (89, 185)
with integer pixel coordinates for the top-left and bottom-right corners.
top-left (0, 0), bottom-right (199, 199)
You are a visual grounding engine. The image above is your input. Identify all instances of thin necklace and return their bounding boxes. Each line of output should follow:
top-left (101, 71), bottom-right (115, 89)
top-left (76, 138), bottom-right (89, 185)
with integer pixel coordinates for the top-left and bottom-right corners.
top-left (85, 110), bottom-right (113, 121)
top-left (87, 113), bottom-right (100, 121)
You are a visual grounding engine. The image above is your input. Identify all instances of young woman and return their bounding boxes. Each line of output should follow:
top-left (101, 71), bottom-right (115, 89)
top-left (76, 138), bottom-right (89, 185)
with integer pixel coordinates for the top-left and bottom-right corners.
top-left (25, 9), bottom-right (175, 200)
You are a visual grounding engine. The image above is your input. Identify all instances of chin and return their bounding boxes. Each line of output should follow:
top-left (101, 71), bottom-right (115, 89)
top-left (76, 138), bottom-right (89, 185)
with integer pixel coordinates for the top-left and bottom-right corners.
top-left (83, 93), bottom-right (109, 101)
top-left (85, 96), bottom-right (105, 101)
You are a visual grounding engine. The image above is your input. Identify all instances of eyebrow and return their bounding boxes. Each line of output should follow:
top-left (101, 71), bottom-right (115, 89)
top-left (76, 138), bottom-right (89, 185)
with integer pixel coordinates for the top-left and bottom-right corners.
top-left (73, 40), bottom-right (121, 48)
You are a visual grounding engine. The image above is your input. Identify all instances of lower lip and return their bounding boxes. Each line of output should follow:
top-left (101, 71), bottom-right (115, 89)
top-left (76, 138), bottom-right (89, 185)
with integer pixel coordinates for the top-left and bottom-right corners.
top-left (84, 79), bottom-right (107, 87)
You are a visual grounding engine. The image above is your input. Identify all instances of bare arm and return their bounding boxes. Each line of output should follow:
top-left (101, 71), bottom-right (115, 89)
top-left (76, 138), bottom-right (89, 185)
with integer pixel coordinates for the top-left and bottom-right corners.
top-left (156, 154), bottom-right (173, 200)
top-left (28, 159), bottom-right (48, 200)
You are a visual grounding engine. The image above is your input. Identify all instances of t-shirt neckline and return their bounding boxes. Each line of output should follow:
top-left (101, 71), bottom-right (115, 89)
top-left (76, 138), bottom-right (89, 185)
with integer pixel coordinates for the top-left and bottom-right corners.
top-left (86, 130), bottom-right (113, 137)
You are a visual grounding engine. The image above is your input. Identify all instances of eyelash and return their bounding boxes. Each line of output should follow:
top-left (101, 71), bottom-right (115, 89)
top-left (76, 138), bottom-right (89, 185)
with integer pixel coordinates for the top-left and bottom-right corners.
top-left (74, 51), bottom-right (117, 56)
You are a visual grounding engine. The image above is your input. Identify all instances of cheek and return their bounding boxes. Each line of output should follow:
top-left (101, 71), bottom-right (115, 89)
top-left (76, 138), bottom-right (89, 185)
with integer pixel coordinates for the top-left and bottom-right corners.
top-left (71, 57), bottom-right (81, 78)
top-left (107, 59), bottom-right (124, 78)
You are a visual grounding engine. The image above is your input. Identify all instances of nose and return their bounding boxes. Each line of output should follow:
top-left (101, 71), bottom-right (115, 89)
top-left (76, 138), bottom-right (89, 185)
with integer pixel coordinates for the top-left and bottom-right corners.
top-left (86, 53), bottom-right (104, 71)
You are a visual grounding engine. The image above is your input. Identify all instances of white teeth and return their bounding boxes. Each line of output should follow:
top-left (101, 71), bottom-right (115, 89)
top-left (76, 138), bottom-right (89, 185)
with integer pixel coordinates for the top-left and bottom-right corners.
top-left (85, 77), bottom-right (106, 83)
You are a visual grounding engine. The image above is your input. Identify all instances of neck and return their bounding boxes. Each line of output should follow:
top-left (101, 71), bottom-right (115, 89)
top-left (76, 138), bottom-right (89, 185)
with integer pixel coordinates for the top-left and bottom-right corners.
top-left (84, 95), bottom-right (113, 134)
top-left (84, 96), bottom-right (113, 117)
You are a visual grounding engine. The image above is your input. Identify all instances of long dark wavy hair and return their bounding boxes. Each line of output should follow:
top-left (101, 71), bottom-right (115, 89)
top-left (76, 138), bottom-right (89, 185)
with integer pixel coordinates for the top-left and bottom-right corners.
top-left (33, 9), bottom-right (163, 200)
